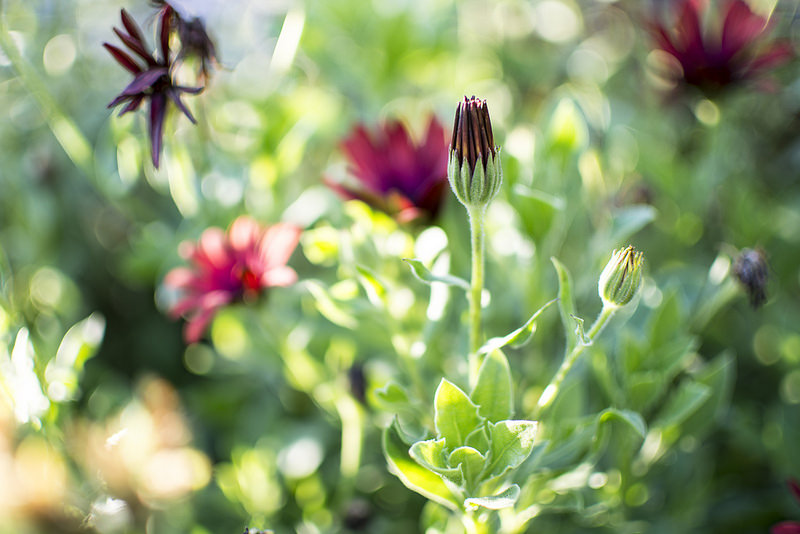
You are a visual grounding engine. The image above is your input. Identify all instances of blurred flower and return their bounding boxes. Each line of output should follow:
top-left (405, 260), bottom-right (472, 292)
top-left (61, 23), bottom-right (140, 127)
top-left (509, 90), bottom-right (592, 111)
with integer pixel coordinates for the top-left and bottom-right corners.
top-left (104, 7), bottom-right (202, 168)
top-left (152, 1), bottom-right (219, 82)
top-left (772, 479), bottom-right (800, 534)
top-left (164, 217), bottom-right (301, 343)
top-left (326, 117), bottom-right (449, 223)
top-left (733, 247), bottom-right (768, 308)
top-left (598, 246), bottom-right (644, 309)
top-left (448, 96), bottom-right (503, 209)
top-left (649, 0), bottom-right (793, 94)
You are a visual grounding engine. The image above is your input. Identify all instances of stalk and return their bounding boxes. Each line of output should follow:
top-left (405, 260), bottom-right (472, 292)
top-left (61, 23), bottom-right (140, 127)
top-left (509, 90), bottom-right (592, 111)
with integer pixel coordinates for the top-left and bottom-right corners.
top-left (467, 205), bottom-right (486, 388)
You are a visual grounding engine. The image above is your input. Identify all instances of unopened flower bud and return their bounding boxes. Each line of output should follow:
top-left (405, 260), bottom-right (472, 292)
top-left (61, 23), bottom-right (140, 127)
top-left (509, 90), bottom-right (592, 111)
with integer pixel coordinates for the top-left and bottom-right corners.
top-left (733, 248), bottom-right (768, 308)
top-left (598, 246), bottom-right (644, 308)
top-left (448, 96), bottom-right (503, 209)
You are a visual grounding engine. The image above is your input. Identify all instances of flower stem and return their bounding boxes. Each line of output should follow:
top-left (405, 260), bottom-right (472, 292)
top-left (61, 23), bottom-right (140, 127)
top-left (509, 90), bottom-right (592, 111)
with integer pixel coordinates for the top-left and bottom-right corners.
top-left (467, 205), bottom-right (486, 388)
top-left (462, 512), bottom-right (491, 534)
top-left (534, 304), bottom-right (616, 417)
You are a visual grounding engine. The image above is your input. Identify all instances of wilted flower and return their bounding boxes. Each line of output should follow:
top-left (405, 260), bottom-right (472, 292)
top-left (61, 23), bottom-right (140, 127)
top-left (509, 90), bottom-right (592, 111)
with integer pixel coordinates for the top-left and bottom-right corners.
top-left (598, 246), bottom-right (644, 308)
top-left (448, 96), bottom-right (503, 209)
top-left (649, 0), bottom-right (793, 95)
top-left (152, 1), bottom-right (219, 82)
top-left (164, 217), bottom-right (302, 343)
top-left (104, 6), bottom-right (202, 168)
top-left (326, 117), bottom-right (449, 223)
top-left (772, 479), bottom-right (800, 534)
top-left (733, 247), bottom-right (769, 308)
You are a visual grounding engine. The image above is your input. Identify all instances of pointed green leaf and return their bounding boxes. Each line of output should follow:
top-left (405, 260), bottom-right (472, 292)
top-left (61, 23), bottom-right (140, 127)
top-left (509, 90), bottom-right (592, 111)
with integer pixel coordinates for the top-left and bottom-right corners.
top-left (570, 314), bottom-right (591, 346)
top-left (598, 408), bottom-right (646, 439)
top-left (435, 379), bottom-right (483, 449)
top-left (374, 381), bottom-right (410, 407)
top-left (303, 280), bottom-right (358, 329)
top-left (403, 259), bottom-right (469, 290)
top-left (383, 419), bottom-right (460, 511)
top-left (551, 258), bottom-right (577, 351)
top-left (465, 485), bottom-right (520, 510)
top-left (355, 265), bottom-right (387, 307)
top-left (448, 446), bottom-right (485, 489)
top-left (485, 420), bottom-right (538, 478)
top-left (471, 349), bottom-right (513, 423)
top-left (478, 299), bottom-right (557, 354)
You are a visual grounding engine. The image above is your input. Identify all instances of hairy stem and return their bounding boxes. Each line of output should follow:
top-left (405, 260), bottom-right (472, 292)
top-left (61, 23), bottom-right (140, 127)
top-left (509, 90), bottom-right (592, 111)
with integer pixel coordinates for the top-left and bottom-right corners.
top-left (467, 205), bottom-right (486, 388)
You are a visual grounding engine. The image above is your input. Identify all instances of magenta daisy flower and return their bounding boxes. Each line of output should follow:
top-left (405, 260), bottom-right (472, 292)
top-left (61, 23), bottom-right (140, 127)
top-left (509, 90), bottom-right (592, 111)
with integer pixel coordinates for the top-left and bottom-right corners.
top-left (164, 217), bottom-right (301, 343)
top-left (104, 6), bottom-right (202, 168)
top-left (326, 116), bottom-right (449, 223)
top-left (649, 0), bottom-right (793, 94)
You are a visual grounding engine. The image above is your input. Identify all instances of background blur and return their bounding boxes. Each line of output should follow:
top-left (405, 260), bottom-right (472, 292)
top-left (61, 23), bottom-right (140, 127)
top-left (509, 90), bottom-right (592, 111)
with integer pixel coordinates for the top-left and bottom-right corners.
top-left (1, 0), bottom-right (799, 532)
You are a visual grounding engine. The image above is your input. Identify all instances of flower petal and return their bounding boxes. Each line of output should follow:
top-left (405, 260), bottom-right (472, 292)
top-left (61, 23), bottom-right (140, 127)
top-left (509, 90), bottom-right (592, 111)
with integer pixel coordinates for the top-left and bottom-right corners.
top-left (103, 43), bottom-right (142, 75)
top-left (149, 92), bottom-right (167, 168)
top-left (259, 223), bottom-right (302, 268)
top-left (721, 0), bottom-right (767, 59)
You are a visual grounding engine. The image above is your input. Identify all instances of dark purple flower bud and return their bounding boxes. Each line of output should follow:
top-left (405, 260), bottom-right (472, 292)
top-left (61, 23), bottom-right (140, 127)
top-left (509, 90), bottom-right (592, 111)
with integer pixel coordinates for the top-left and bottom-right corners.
top-left (447, 96), bottom-right (502, 208)
top-left (732, 248), bottom-right (769, 308)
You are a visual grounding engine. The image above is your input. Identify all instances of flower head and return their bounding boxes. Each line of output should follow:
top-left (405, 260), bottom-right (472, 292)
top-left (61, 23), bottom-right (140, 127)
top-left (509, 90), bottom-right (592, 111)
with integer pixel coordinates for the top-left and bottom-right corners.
top-left (164, 217), bottom-right (301, 343)
top-left (649, 0), bottom-right (793, 95)
top-left (447, 96), bottom-right (503, 209)
top-left (104, 7), bottom-right (202, 168)
top-left (152, 1), bottom-right (219, 82)
top-left (598, 246), bottom-right (644, 309)
top-left (733, 247), bottom-right (769, 308)
top-left (326, 117), bottom-right (449, 223)
top-left (772, 479), bottom-right (800, 534)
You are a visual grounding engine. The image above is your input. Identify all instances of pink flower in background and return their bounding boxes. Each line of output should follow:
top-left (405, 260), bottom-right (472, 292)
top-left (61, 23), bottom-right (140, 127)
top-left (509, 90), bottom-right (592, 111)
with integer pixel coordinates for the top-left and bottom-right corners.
top-left (773, 479), bottom-right (800, 534)
top-left (164, 217), bottom-right (301, 343)
top-left (326, 117), bottom-right (449, 223)
top-left (649, 0), bottom-right (793, 94)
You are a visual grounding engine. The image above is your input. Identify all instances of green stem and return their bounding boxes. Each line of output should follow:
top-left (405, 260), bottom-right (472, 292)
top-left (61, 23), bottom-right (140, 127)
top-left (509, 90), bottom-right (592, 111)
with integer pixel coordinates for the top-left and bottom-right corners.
top-left (534, 304), bottom-right (616, 418)
top-left (467, 205), bottom-right (486, 389)
top-left (462, 512), bottom-right (490, 534)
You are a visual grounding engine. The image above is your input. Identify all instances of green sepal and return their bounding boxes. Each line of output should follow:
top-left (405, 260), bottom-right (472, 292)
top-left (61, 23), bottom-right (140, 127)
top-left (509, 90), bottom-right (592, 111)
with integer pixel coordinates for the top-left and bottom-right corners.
top-left (471, 349), bottom-right (513, 423)
top-left (383, 418), bottom-right (461, 511)
top-left (465, 484), bottom-right (520, 511)
top-left (434, 379), bottom-right (484, 450)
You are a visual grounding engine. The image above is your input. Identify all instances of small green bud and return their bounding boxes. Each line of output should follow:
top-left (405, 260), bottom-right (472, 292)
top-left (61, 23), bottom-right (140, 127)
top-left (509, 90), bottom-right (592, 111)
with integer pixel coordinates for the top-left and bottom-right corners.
top-left (448, 96), bottom-right (503, 209)
top-left (598, 246), bottom-right (644, 308)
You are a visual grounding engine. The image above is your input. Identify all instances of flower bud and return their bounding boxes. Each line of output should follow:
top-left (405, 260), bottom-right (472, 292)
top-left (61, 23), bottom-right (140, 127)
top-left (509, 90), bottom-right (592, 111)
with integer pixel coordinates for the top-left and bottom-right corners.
top-left (598, 246), bottom-right (644, 308)
top-left (732, 248), bottom-right (768, 308)
top-left (448, 96), bottom-right (503, 209)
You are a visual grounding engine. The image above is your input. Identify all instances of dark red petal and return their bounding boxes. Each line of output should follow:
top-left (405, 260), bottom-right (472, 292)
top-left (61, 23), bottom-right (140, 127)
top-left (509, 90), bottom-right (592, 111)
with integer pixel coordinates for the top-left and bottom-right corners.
top-left (119, 68), bottom-right (168, 97)
top-left (120, 9), bottom-right (147, 48)
top-left (113, 27), bottom-right (156, 65)
top-left (675, 0), bottom-right (705, 56)
top-left (789, 479), bottom-right (800, 504)
top-left (168, 88), bottom-right (197, 124)
top-left (118, 94), bottom-right (144, 116)
top-left (721, 0), bottom-right (768, 59)
top-left (107, 94), bottom-right (132, 109)
top-left (149, 93), bottom-right (167, 168)
top-left (175, 85), bottom-right (204, 95)
top-left (748, 42), bottom-right (794, 72)
top-left (103, 43), bottom-right (142, 74)
top-left (159, 5), bottom-right (173, 62)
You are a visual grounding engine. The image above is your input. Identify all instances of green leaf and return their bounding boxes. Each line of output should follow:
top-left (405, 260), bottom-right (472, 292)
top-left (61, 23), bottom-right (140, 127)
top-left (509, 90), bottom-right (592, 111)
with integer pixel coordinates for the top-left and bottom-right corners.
top-left (653, 381), bottom-right (712, 429)
top-left (403, 259), bottom-right (470, 291)
top-left (373, 381), bottom-right (410, 407)
top-left (410, 439), bottom-right (464, 486)
top-left (551, 258), bottom-right (577, 352)
top-left (465, 426), bottom-right (490, 453)
top-left (471, 349), bottom-right (513, 423)
top-left (45, 313), bottom-right (105, 402)
top-left (383, 419), bottom-right (460, 511)
top-left (465, 485), bottom-right (520, 510)
top-left (448, 446), bottom-right (485, 490)
top-left (570, 314), bottom-right (591, 346)
top-left (435, 379), bottom-right (483, 449)
top-left (682, 352), bottom-right (735, 435)
top-left (485, 420), bottom-right (538, 478)
top-left (598, 408), bottom-right (646, 439)
top-left (478, 299), bottom-right (557, 354)
top-left (512, 185), bottom-right (564, 243)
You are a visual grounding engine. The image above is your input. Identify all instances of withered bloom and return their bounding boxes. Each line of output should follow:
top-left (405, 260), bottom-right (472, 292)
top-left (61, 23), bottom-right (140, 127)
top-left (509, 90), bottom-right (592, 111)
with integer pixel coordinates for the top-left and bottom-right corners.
top-left (733, 248), bottom-right (769, 308)
top-left (326, 117), bottom-right (449, 223)
top-left (104, 6), bottom-right (202, 168)
top-left (448, 96), bottom-right (502, 209)
top-left (650, 0), bottom-right (793, 95)
top-left (152, 1), bottom-right (219, 81)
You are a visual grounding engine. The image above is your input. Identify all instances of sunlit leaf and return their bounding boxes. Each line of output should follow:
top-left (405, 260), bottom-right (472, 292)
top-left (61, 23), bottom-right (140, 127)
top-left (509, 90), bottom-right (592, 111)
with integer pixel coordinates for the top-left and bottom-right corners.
top-left (434, 379), bottom-right (483, 450)
top-left (403, 259), bottom-right (469, 291)
top-left (465, 484), bottom-right (520, 510)
top-left (478, 299), bottom-right (557, 354)
top-left (551, 258), bottom-right (577, 351)
top-left (471, 349), bottom-right (513, 423)
top-left (485, 420), bottom-right (538, 478)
